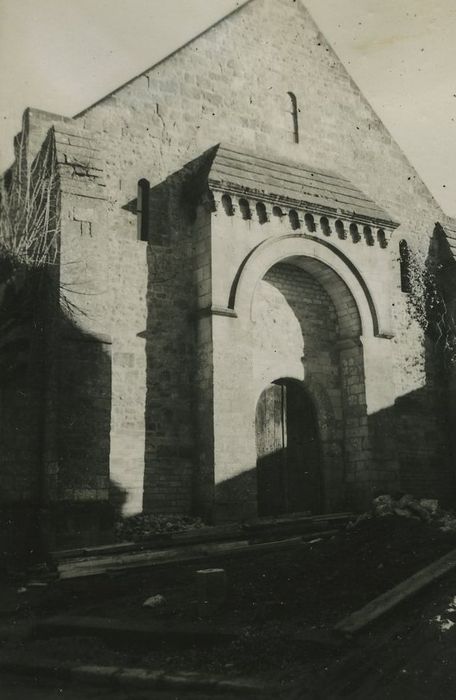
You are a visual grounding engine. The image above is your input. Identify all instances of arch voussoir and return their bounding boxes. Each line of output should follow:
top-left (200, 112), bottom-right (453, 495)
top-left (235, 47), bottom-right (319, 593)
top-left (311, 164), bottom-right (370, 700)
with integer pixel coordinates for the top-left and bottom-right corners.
top-left (230, 234), bottom-right (388, 339)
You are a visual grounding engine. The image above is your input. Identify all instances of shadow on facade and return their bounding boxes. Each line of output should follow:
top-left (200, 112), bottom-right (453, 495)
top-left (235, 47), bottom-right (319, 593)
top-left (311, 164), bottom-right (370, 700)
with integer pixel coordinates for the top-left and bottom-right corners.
top-left (2, 222), bottom-right (455, 569)
top-left (141, 172), bottom-right (201, 517)
top-left (0, 264), bottom-right (117, 572)
top-left (214, 227), bottom-right (456, 518)
top-left (390, 225), bottom-right (456, 505)
top-left (214, 343), bottom-right (454, 520)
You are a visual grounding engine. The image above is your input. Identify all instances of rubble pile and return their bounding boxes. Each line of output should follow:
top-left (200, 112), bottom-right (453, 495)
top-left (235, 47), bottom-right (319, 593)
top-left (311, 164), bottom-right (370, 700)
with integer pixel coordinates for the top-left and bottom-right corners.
top-left (114, 513), bottom-right (205, 542)
top-left (349, 494), bottom-right (456, 532)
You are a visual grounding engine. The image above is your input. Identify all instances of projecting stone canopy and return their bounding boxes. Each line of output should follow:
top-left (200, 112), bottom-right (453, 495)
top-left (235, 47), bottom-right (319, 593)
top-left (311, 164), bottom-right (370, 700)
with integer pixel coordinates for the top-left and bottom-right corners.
top-left (196, 144), bottom-right (400, 248)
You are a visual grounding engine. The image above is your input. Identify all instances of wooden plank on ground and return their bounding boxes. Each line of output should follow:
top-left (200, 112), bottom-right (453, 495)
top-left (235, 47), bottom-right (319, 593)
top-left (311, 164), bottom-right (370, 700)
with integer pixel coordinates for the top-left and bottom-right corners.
top-left (53, 513), bottom-right (352, 563)
top-left (57, 535), bottom-right (313, 580)
top-left (334, 547), bottom-right (456, 635)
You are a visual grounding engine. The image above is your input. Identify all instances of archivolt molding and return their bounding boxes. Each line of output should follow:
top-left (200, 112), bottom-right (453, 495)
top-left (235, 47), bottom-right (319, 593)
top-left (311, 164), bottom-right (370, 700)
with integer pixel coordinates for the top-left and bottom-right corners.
top-left (229, 234), bottom-right (392, 339)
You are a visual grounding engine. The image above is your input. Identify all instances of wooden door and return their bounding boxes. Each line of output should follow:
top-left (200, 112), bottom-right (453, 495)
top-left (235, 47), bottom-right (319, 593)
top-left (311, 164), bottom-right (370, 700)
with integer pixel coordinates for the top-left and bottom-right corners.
top-left (256, 383), bottom-right (287, 516)
top-left (255, 381), bottom-right (322, 516)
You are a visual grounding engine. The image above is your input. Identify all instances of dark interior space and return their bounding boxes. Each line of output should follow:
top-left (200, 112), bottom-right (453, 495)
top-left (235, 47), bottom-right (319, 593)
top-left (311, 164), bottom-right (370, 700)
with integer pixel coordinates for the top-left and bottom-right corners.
top-left (256, 378), bottom-right (323, 517)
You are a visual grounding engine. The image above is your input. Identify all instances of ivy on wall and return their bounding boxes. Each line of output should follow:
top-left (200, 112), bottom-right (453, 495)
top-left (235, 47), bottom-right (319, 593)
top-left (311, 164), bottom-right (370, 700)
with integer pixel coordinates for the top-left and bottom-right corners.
top-left (405, 240), bottom-right (456, 367)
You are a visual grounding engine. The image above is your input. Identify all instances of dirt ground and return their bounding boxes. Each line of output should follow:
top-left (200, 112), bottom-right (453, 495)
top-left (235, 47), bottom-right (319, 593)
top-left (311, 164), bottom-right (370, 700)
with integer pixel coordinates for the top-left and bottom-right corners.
top-left (54, 515), bottom-right (456, 628)
top-left (3, 515), bottom-right (456, 698)
top-left (295, 569), bottom-right (456, 699)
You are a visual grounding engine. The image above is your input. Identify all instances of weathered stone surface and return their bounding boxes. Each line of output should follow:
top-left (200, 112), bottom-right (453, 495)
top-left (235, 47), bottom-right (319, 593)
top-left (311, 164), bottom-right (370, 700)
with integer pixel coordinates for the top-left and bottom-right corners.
top-left (0, 0), bottom-right (454, 545)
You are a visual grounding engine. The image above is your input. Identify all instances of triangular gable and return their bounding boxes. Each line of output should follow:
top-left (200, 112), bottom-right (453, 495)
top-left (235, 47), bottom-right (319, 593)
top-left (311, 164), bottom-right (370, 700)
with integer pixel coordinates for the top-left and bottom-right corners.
top-left (71, 0), bottom-right (445, 229)
top-left (74, 0), bottom-right (254, 118)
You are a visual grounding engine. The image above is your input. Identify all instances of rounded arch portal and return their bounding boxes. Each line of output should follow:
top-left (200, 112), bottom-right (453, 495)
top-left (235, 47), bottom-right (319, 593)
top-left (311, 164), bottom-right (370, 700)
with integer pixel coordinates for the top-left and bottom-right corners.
top-left (249, 249), bottom-right (370, 515)
top-left (230, 234), bottom-right (386, 338)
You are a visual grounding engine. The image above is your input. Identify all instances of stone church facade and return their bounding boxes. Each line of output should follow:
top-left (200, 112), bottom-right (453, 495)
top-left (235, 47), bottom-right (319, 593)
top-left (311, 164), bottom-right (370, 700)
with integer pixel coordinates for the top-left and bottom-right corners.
top-left (1, 0), bottom-right (455, 548)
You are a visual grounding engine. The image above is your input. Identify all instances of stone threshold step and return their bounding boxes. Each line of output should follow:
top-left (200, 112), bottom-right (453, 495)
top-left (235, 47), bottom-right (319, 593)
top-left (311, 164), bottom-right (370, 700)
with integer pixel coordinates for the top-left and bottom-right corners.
top-left (0, 658), bottom-right (277, 696)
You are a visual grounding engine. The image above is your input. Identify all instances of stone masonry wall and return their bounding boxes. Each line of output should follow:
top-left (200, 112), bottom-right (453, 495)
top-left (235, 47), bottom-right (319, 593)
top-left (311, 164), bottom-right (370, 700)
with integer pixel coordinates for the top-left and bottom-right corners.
top-left (76, 0), bottom-right (451, 511)
top-left (56, 129), bottom-right (198, 517)
top-left (142, 237), bottom-right (196, 515)
top-left (192, 210), bottom-right (215, 519)
top-left (73, 0), bottom-right (452, 511)
top-left (390, 234), bottom-right (453, 505)
top-left (5, 0), bottom-right (453, 517)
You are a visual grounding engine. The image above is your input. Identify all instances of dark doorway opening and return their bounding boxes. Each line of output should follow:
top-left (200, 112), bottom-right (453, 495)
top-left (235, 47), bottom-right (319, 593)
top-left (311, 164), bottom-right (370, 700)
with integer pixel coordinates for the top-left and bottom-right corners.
top-left (255, 379), bottom-right (323, 516)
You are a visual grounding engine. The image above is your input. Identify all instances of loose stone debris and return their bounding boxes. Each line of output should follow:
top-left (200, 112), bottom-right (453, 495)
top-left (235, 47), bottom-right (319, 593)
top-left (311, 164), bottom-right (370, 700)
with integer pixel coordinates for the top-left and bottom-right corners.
top-left (348, 494), bottom-right (456, 532)
top-left (142, 594), bottom-right (166, 609)
top-left (430, 594), bottom-right (456, 633)
top-left (115, 514), bottom-right (205, 542)
top-left (432, 615), bottom-right (455, 632)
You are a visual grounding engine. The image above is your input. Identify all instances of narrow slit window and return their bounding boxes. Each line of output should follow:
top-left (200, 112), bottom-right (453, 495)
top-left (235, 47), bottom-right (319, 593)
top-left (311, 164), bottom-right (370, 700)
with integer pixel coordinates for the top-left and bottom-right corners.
top-left (137, 178), bottom-right (150, 241)
top-left (287, 92), bottom-right (299, 144)
top-left (399, 240), bottom-right (411, 292)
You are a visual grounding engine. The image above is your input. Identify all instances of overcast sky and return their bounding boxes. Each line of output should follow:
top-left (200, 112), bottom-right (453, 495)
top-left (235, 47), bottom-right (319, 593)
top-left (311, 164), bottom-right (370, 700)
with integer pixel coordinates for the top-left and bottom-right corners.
top-left (1, 0), bottom-right (456, 215)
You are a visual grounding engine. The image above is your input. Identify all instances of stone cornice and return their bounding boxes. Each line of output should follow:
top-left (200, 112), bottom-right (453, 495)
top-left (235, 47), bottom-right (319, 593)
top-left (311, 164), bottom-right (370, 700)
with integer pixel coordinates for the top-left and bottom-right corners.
top-left (208, 178), bottom-right (399, 232)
